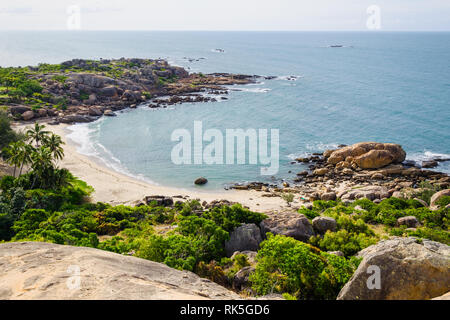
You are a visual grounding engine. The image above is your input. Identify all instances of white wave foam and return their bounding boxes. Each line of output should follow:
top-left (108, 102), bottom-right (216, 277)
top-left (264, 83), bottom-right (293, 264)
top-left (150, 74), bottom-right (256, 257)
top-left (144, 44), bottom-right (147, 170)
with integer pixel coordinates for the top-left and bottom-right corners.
top-left (247, 81), bottom-right (265, 86)
top-left (407, 150), bottom-right (450, 162)
top-left (66, 123), bottom-right (100, 157)
top-left (66, 121), bottom-right (159, 185)
top-left (275, 75), bottom-right (302, 81)
top-left (287, 143), bottom-right (340, 160)
top-left (306, 142), bottom-right (340, 152)
top-left (96, 142), bottom-right (122, 165)
top-left (230, 87), bottom-right (271, 93)
top-left (287, 152), bottom-right (309, 160)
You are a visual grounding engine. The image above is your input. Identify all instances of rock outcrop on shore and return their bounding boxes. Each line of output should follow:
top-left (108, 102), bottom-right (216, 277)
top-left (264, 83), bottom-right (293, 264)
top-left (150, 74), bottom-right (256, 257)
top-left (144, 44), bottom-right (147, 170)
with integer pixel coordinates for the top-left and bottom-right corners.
top-left (337, 237), bottom-right (450, 300)
top-left (6, 58), bottom-right (261, 124)
top-left (327, 142), bottom-right (406, 169)
top-left (233, 141), bottom-right (449, 211)
top-left (0, 242), bottom-right (240, 300)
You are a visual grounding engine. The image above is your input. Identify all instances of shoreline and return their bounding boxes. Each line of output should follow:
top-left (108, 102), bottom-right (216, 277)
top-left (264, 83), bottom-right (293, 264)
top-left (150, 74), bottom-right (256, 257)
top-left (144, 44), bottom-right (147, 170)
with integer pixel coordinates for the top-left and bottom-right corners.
top-left (14, 122), bottom-right (287, 212)
top-left (12, 120), bottom-right (450, 213)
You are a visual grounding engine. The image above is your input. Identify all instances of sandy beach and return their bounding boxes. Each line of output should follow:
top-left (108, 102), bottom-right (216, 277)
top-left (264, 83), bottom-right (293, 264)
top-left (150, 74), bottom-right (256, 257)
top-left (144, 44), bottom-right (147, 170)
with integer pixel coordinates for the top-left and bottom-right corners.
top-left (14, 122), bottom-right (288, 213)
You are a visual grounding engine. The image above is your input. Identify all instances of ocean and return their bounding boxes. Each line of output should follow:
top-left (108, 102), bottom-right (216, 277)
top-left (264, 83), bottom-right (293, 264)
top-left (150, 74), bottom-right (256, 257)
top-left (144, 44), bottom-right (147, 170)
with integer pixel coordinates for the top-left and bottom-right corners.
top-left (1, 31), bottom-right (449, 189)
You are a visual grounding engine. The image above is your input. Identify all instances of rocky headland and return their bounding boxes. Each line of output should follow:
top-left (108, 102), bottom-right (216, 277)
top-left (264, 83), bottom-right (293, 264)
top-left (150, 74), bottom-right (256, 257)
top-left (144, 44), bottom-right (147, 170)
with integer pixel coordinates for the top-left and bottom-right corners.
top-left (3, 58), bottom-right (265, 124)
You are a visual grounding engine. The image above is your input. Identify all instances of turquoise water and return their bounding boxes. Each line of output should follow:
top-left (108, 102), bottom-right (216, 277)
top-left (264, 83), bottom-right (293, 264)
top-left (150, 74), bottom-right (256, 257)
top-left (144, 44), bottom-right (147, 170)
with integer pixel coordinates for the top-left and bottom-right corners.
top-left (1, 31), bottom-right (449, 189)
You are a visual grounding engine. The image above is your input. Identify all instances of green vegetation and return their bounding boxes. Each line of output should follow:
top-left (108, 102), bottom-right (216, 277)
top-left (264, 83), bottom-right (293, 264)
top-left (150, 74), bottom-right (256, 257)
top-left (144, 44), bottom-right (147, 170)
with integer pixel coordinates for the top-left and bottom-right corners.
top-left (79, 90), bottom-right (89, 101)
top-left (281, 193), bottom-right (294, 207)
top-left (142, 91), bottom-right (152, 99)
top-left (51, 75), bottom-right (67, 84)
top-left (250, 234), bottom-right (361, 300)
top-left (0, 124), bottom-right (267, 274)
top-left (306, 203), bottom-right (379, 256)
top-left (0, 58), bottom-right (162, 110)
top-left (414, 181), bottom-right (442, 204)
top-left (299, 198), bottom-right (449, 249)
top-left (4, 123), bottom-right (65, 187)
top-left (436, 196), bottom-right (450, 208)
top-left (0, 67), bottom-right (48, 107)
top-left (1, 123), bottom-right (448, 299)
top-left (0, 111), bottom-right (23, 156)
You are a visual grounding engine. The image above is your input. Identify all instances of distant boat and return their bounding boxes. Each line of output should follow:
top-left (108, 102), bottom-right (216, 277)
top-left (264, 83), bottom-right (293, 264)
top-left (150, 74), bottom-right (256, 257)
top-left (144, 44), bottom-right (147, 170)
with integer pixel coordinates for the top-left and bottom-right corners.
top-left (212, 48), bottom-right (225, 53)
top-left (329, 45), bottom-right (344, 48)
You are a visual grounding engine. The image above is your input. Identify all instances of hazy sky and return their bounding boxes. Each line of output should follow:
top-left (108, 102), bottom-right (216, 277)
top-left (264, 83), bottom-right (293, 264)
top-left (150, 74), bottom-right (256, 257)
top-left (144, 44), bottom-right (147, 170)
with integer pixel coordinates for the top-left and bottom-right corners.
top-left (0, 0), bottom-right (449, 31)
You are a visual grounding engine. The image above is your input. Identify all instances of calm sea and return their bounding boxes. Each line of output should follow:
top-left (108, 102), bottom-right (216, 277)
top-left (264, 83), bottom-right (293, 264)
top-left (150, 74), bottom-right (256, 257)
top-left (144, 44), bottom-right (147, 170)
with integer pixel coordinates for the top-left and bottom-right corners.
top-left (1, 31), bottom-right (449, 189)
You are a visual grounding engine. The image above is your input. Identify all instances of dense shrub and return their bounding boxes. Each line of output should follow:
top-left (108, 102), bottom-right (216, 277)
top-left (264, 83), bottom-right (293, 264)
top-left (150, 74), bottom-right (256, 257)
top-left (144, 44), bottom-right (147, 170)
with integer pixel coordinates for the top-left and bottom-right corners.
top-left (310, 230), bottom-right (378, 256)
top-left (390, 225), bottom-right (449, 245)
top-left (414, 181), bottom-right (441, 204)
top-left (17, 80), bottom-right (43, 97)
top-left (137, 216), bottom-right (229, 271)
top-left (196, 260), bottom-right (229, 286)
top-left (0, 110), bottom-right (23, 155)
top-left (436, 196), bottom-right (450, 208)
top-left (346, 197), bottom-right (448, 230)
top-left (298, 200), bottom-right (351, 220)
top-left (5, 194), bottom-right (266, 274)
top-left (250, 234), bottom-right (360, 300)
top-left (0, 212), bottom-right (16, 240)
top-left (189, 202), bottom-right (267, 232)
top-left (297, 200), bottom-right (379, 256)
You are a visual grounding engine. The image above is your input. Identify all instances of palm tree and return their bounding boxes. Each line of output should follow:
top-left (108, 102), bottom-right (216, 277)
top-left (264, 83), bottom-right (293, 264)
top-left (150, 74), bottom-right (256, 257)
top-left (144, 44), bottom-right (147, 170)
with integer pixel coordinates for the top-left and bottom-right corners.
top-left (4, 142), bottom-right (21, 177)
top-left (30, 146), bottom-right (54, 189)
top-left (43, 133), bottom-right (65, 162)
top-left (26, 122), bottom-right (50, 148)
top-left (17, 142), bottom-right (34, 176)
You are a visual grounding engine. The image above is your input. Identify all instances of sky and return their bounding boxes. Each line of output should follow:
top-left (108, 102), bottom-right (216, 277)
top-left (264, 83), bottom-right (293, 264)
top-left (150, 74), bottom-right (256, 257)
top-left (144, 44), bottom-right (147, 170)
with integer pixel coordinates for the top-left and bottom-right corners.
top-left (0, 0), bottom-right (449, 31)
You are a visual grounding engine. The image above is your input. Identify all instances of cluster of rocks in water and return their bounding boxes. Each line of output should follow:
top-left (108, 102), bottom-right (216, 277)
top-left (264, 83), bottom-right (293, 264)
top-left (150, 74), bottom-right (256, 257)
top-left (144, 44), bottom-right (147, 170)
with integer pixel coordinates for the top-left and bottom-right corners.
top-left (230, 142), bottom-right (450, 206)
top-left (7, 58), bottom-right (268, 124)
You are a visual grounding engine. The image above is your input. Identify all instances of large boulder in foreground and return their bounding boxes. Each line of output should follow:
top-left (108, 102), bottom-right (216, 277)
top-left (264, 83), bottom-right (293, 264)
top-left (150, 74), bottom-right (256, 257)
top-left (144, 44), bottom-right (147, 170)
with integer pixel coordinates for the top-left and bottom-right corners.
top-left (260, 213), bottom-right (314, 242)
top-left (225, 223), bottom-right (262, 257)
top-left (337, 237), bottom-right (450, 300)
top-left (0, 242), bottom-right (239, 300)
top-left (326, 142), bottom-right (406, 169)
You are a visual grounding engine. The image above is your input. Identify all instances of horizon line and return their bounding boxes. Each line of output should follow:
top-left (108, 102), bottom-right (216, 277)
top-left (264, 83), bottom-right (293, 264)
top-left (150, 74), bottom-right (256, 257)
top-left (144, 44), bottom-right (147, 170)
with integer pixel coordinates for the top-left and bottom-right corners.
top-left (1, 29), bottom-right (450, 32)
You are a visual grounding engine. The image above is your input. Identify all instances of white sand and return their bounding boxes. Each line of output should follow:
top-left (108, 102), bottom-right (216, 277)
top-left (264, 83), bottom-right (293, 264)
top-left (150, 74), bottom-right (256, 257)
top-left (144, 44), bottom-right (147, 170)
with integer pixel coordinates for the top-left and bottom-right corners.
top-left (15, 123), bottom-right (288, 213)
